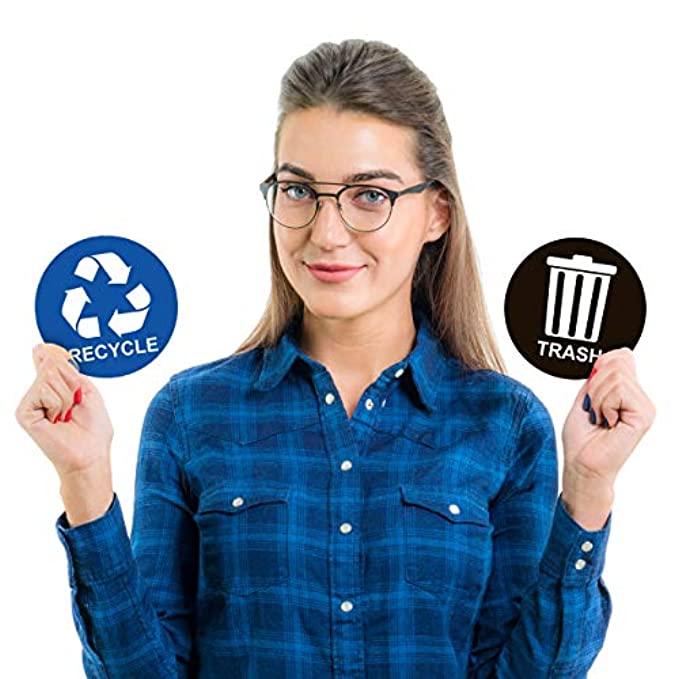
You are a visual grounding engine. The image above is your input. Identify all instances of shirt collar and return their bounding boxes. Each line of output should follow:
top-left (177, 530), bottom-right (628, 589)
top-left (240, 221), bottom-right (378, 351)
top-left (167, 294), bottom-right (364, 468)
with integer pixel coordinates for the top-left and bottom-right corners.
top-left (252, 304), bottom-right (447, 414)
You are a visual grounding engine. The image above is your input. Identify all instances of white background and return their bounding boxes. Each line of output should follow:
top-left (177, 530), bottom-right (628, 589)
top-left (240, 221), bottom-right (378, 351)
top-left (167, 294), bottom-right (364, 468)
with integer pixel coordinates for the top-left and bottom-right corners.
top-left (2, 2), bottom-right (676, 676)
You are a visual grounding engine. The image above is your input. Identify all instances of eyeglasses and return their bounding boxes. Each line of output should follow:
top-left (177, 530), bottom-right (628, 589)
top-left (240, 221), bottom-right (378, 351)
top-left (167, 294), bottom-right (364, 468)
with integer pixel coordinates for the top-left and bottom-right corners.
top-left (259, 172), bottom-right (439, 233)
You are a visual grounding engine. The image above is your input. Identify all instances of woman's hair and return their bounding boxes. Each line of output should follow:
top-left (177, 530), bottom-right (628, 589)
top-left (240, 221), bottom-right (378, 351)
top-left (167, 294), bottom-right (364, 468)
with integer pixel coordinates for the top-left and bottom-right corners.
top-left (233, 38), bottom-right (507, 375)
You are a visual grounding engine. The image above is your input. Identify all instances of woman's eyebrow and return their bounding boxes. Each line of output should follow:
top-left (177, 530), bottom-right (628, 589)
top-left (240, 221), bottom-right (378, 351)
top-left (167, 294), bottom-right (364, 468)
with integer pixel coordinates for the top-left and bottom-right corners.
top-left (276, 162), bottom-right (404, 185)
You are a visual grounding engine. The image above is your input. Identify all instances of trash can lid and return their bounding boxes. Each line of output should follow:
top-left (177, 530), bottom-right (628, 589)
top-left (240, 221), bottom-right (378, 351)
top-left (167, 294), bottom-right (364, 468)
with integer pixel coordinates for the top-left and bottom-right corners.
top-left (545, 253), bottom-right (617, 275)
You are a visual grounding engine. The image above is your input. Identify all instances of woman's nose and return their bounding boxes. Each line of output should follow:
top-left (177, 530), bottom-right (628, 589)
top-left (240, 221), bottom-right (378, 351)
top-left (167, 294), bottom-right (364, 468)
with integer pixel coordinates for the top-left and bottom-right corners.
top-left (310, 196), bottom-right (351, 237)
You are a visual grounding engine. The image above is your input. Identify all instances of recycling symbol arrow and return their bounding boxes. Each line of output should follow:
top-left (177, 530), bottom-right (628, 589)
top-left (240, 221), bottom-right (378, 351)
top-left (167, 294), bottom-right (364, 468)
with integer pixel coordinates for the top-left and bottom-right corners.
top-left (61, 251), bottom-right (152, 339)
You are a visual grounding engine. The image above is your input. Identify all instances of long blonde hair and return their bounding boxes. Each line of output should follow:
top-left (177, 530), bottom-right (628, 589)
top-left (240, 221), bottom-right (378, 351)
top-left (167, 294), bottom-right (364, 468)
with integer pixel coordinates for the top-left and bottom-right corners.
top-left (233, 38), bottom-right (507, 376)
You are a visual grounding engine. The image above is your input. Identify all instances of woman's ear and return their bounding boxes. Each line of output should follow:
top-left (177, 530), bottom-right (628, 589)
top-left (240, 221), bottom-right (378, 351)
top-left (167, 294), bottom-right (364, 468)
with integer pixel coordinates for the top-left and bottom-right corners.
top-left (424, 186), bottom-right (452, 245)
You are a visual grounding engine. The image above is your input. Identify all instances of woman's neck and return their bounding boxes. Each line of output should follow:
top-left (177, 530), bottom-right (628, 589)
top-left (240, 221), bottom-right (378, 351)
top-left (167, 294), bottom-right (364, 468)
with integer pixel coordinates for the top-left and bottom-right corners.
top-left (296, 303), bottom-right (418, 385)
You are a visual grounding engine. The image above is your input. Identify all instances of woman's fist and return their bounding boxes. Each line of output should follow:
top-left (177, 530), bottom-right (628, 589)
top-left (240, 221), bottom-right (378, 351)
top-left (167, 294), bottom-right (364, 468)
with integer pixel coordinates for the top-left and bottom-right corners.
top-left (15, 343), bottom-right (114, 478)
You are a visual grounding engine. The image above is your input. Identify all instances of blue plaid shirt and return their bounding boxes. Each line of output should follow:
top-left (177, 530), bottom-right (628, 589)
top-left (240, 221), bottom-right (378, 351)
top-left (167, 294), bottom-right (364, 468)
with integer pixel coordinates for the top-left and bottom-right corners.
top-left (56, 305), bottom-right (613, 677)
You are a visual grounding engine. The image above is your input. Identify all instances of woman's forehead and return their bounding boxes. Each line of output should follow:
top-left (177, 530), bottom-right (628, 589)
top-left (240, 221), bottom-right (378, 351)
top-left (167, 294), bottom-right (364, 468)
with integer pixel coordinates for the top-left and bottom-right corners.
top-left (277, 110), bottom-right (418, 183)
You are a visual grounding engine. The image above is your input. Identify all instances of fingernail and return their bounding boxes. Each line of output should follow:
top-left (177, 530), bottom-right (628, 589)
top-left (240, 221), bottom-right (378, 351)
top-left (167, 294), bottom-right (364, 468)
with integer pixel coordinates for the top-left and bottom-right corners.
top-left (582, 393), bottom-right (591, 411)
top-left (52, 413), bottom-right (61, 424)
top-left (589, 407), bottom-right (597, 425)
top-left (74, 387), bottom-right (82, 404)
top-left (64, 408), bottom-right (73, 422)
top-left (602, 415), bottom-right (610, 428)
top-left (588, 367), bottom-right (598, 382)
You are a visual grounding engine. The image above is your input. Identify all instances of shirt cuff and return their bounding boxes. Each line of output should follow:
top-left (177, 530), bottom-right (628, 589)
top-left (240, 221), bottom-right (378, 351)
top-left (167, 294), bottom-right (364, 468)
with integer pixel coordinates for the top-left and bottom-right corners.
top-left (55, 492), bottom-right (134, 587)
top-left (539, 491), bottom-right (612, 585)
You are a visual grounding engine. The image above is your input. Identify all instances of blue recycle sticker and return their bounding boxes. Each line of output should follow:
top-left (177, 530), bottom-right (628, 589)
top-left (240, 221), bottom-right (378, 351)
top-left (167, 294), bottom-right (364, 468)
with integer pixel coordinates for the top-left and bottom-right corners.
top-left (35, 235), bottom-right (178, 377)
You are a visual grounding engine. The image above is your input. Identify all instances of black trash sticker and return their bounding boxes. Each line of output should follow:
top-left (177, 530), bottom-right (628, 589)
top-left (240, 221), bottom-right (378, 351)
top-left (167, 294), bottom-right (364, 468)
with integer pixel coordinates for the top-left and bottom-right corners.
top-left (504, 237), bottom-right (645, 379)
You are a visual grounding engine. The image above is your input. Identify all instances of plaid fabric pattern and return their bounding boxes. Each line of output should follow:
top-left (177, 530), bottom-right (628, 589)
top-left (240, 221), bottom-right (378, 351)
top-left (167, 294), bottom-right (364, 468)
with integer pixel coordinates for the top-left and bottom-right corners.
top-left (56, 304), bottom-right (613, 677)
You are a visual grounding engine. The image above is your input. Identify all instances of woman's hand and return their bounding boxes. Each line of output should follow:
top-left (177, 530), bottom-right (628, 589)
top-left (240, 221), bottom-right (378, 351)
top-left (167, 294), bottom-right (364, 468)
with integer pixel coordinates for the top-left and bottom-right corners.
top-left (560, 347), bottom-right (656, 529)
top-left (15, 343), bottom-right (114, 479)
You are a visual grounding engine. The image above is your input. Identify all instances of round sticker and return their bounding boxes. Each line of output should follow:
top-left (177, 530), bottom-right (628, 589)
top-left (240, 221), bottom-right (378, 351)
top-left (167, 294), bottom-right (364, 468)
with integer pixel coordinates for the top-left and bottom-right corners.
top-left (504, 237), bottom-right (645, 379)
top-left (35, 235), bottom-right (178, 377)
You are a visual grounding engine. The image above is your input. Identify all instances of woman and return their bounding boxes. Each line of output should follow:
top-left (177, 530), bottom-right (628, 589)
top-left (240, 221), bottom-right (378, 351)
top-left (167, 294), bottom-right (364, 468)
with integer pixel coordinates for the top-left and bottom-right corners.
top-left (16, 39), bottom-right (655, 678)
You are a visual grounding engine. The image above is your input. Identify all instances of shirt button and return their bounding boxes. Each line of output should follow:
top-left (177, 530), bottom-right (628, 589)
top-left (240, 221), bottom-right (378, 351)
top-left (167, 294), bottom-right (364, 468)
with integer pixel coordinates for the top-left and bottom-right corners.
top-left (381, 398), bottom-right (387, 407)
top-left (325, 392), bottom-right (335, 405)
top-left (574, 558), bottom-right (587, 570)
top-left (394, 368), bottom-right (404, 378)
top-left (232, 496), bottom-right (244, 508)
top-left (340, 600), bottom-right (354, 612)
top-left (341, 460), bottom-right (353, 471)
top-left (581, 540), bottom-right (593, 552)
top-left (365, 398), bottom-right (374, 410)
top-left (448, 503), bottom-right (460, 515)
top-left (340, 522), bottom-right (352, 534)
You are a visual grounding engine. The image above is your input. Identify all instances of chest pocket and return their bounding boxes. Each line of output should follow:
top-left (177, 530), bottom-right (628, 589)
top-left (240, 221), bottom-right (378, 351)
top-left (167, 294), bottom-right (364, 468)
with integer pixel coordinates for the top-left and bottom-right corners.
top-left (195, 484), bottom-right (290, 597)
top-left (400, 483), bottom-right (492, 602)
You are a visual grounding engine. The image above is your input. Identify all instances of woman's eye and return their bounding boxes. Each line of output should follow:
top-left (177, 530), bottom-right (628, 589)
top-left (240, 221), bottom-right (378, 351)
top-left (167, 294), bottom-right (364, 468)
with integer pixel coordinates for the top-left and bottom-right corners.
top-left (282, 184), bottom-right (312, 200)
top-left (356, 189), bottom-right (387, 205)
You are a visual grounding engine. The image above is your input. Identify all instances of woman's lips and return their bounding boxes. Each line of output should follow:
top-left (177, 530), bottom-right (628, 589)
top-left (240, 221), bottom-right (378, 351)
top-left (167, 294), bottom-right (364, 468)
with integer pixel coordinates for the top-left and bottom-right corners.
top-left (305, 263), bottom-right (366, 283)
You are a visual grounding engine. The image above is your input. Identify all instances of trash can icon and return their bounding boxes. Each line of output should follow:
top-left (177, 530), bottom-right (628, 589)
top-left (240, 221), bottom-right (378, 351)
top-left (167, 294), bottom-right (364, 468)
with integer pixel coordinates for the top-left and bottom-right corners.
top-left (544, 254), bottom-right (617, 343)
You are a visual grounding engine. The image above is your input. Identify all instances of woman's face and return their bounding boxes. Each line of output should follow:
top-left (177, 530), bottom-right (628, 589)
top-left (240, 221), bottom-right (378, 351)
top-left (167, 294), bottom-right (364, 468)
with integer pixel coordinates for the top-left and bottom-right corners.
top-left (274, 106), bottom-right (449, 321)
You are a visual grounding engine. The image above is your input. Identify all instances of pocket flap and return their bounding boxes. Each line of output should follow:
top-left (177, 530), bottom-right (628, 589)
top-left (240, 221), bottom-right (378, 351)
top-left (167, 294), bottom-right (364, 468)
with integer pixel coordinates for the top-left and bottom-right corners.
top-left (399, 484), bottom-right (489, 526)
top-left (198, 484), bottom-right (291, 515)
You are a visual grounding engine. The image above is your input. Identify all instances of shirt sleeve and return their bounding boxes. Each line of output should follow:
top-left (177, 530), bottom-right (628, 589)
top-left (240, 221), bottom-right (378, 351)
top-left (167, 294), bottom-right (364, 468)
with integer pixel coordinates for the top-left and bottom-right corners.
top-left (55, 378), bottom-right (198, 678)
top-left (467, 388), bottom-right (613, 678)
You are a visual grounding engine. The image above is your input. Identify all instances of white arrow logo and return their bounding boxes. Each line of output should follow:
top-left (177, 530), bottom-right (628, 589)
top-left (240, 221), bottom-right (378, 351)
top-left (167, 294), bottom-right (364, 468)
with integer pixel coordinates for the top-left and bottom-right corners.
top-left (61, 251), bottom-right (152, 339)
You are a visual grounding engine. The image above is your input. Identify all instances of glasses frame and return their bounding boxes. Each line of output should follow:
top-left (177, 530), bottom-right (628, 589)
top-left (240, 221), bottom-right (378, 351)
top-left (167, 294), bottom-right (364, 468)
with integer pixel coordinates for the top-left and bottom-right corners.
top-left (258, 172), bottom-right (440, 233)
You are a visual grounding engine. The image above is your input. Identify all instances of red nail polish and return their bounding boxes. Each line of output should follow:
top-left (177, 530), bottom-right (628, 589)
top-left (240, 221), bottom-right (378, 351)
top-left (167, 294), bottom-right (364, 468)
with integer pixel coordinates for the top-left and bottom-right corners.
top-left (64, 408), bottom-right (73, 422)
top-left (52, 413), bottom-right (61, 423)
top-left (74, 387), bottom-right (82, 404)
top-left (588, 367), bottom-right (598, 382)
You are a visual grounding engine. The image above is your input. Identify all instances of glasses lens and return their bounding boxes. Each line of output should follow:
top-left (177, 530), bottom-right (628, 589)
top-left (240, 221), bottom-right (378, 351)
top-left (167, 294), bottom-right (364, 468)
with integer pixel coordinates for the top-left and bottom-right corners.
top-left (266, 182), bottom-right (316, 228)
top-left (266, 182), bottom-right (391, 231)
top-left (339, 186), bottom-right (391, 231)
